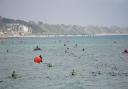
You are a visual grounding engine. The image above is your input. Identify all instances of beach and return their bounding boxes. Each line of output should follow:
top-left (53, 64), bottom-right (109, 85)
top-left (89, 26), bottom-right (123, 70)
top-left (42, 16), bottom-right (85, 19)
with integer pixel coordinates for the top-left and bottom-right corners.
top-left (0, 35), bottom-right (128, 89)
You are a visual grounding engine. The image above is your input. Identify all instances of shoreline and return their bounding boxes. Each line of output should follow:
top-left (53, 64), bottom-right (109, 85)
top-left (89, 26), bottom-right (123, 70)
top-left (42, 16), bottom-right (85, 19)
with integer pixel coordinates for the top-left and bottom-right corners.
top-left (0, 34), bottom-right (128, 38)
top-left (95, 33), bottom-right (128, 36)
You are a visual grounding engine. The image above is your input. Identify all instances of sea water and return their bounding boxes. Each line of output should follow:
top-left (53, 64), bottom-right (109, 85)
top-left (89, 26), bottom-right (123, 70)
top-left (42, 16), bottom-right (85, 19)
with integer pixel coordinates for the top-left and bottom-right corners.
top-left (0, 35), bottom-right (128, 89)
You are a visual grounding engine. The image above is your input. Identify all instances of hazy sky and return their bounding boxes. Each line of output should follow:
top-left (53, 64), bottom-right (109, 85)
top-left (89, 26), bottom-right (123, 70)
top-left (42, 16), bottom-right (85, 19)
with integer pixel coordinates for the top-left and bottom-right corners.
top-left (0, 0), bottom-right (128, 27)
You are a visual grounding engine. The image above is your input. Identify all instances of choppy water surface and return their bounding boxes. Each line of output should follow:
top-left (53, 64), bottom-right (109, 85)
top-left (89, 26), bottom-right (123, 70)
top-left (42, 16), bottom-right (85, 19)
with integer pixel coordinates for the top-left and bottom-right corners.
top-left (0, 35), bottom-right (128, 89)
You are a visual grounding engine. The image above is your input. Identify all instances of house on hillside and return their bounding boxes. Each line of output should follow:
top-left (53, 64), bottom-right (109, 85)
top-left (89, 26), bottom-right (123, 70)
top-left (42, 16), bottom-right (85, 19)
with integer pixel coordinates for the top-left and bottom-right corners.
top-left (6, 23), bottom-right (32, 36)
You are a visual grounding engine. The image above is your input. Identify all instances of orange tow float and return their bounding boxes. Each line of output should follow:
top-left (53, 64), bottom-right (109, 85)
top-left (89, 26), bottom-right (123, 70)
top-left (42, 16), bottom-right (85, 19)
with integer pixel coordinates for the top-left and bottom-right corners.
top-left (34, 55), bottom-right (42, 64)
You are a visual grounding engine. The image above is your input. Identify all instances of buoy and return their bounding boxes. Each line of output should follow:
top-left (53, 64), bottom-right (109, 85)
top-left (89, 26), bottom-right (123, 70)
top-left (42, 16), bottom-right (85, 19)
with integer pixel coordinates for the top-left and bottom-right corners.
top-left (34, 56), bottom-right (42, 64)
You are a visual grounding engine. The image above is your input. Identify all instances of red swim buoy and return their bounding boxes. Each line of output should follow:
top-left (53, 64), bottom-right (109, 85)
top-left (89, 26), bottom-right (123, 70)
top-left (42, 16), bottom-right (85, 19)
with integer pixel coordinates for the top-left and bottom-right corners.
top-left (34, 56), bottom-right (42, 64)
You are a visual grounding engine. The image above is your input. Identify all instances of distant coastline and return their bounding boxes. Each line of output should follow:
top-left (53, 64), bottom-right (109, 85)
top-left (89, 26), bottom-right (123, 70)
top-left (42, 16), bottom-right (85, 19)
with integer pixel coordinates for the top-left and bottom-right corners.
top-left (0, 16), bottom-right (128, 38)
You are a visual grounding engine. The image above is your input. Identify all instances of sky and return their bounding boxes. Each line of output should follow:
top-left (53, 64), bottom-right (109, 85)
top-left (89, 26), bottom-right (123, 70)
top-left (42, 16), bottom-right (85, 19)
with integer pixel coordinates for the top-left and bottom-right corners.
top-left (0, 0), bottom-right (128, 27)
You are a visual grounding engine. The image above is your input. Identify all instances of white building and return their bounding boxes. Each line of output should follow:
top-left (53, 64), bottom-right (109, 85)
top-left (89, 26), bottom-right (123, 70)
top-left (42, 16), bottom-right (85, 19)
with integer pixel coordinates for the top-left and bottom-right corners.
top-left (6, 23), bottom-right (32, 35)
